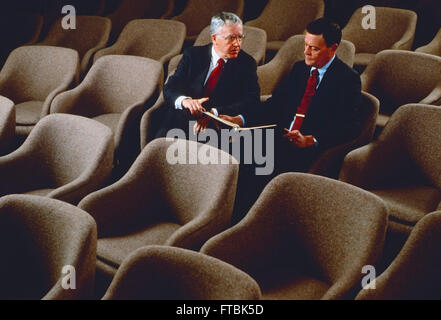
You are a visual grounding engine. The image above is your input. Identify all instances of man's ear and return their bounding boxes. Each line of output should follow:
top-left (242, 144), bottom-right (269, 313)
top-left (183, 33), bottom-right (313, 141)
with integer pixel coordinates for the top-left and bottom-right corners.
top-left (330, 43), bottom-right (339, 53)
top-left (211, 34), bottom-right (217, 43)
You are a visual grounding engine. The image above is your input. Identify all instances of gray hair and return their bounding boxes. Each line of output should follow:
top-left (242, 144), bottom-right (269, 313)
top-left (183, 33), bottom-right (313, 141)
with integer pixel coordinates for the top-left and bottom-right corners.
top-left (210, 12), bottom-right (243, 35)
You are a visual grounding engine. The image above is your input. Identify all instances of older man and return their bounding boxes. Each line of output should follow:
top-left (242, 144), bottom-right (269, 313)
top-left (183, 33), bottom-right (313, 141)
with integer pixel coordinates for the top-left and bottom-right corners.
top-left (157, 12), bottom-right (260, 137)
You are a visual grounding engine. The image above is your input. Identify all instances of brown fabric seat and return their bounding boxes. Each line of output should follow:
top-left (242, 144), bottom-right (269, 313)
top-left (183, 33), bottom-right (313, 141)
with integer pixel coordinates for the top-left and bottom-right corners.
top-left (339, 104), bottom-right (441, 235)
top-left (201, 172), bottom-right (388, 300)
top-left (102, 245), bottom-right (261, 300)
top-left (107, 0), bottom-right (175, 41)
top-left (0, 45), bottom-right (79, 136)
top-left (38, 16), bottom-right (111, 79)
top-left (0, 114), bottom-right (114, 205)
top-left (0, 194), bottom-right (97, 300)
top-left (342, 6), bottom-right (417, 71)
top-left (78, 138), bottom-right (239, 282)
top-left (94, 19), bottom-right (186, 66)
top-left (416, 28), bottom-right (441, 57)
top-left (356, 211), bottom-right (441, 300)
top-left (361, 50), bottom-right (441, 128)
top-left (51, 55), bottom-right (163, 164)
top-left (257, 34), bottom-right (355, 96)
top-left (172, 0), bottom-right (244, 43)
top-left (0, 96), bottom-right (14, 154)
top-left (245, 0), bottom-right (324, 56)
top-left (308, 91), bottom-right (379, 178)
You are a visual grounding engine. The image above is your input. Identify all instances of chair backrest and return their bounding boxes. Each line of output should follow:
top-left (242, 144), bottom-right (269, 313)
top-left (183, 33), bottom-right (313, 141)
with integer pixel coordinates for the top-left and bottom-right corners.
top-left (108, 0), bottom-right (175, 38)
top-left (0, 194), bottom-right (97, 299)
top-left (342, 6), bottom-right (417, 53)
top-left (102, 245), bottom-right (261, 299)
top-left (372, 104), bottom-right (441, 190)
top-left (245, 0), bottom-right (324, 41)
top-left (0, 45), bottom-right (79, 103)
top-left (172, 0), bottom-right (245, 37)
top-left (94, 19), bottom-right (186, 64)
top-left (361, 50), bottom-right (441, 115)
top-left (201, 172), bottom-right (388, 299)
top-left (0, 96), bottom-right (15, 153)
top-left (22, 113), bottom-right (114, 187)
top-left (194, 24), bottom-right (267, 65)
top-left (40, 16), bottom-right (111, 61)
top-left (415, 28), bottom-right (441, 56)
top-left (115, 138), bottom-right (238, 225)
top-left (66, 55), bottom-right (163, 115)
top-left (258, 35), bottom-right (355, 95)
top-left (356, 211), bottom-right (441, 300)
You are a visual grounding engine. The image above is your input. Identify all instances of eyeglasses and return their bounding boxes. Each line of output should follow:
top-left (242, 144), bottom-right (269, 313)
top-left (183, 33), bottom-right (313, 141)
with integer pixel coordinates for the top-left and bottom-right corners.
top-left (220, 34), bottom-right (245, 42)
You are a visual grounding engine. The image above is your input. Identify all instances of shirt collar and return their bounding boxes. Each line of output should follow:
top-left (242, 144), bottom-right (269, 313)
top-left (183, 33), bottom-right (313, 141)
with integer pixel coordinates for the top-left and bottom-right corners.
top-left (211, 46), bottom-right (228, 66)
top-left (311, 54), bottom-right (336, 76)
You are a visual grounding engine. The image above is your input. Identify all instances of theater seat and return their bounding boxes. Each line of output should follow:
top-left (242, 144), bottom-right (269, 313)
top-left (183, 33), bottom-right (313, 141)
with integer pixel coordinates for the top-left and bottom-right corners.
top-left (102, 245), bottom-right (261, 300)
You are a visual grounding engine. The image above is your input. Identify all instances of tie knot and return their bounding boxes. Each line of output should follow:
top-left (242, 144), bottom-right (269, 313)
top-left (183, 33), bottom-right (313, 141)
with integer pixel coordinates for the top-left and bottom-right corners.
top-left (311, 68), bottom-right (319, 77)
top-left (217, 58), bottom-right (225, 68)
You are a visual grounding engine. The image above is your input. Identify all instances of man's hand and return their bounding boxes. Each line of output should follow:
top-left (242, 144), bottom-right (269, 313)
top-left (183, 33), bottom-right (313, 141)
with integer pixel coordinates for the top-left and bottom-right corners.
top-left (218, 115), bottom-right (244, 127)
top-left (182, 97), bottom-right (209, 116)
top-left (193, 115), bottom-right (213, 134)
top-left (283, 129), bottom-right (315, 148)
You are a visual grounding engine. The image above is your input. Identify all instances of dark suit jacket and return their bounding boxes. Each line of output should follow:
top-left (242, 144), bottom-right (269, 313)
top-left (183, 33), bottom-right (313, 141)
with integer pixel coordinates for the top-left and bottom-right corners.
top-left (248, 56), bottom-right (362, 172)
top-left (161, 44), bottom-right (260, 133)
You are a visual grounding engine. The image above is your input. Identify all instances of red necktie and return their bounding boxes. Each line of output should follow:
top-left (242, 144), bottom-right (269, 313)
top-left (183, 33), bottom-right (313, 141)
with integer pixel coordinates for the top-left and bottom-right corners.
top-left (203, 58), bottom-right (225, 97)
top-left (290, 68), bottom-right (319, 131)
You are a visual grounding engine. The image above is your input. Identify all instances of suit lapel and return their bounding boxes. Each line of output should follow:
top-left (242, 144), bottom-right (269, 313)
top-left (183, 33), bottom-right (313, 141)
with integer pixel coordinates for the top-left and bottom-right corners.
top-left (195, 45), bottom-right (213, 96)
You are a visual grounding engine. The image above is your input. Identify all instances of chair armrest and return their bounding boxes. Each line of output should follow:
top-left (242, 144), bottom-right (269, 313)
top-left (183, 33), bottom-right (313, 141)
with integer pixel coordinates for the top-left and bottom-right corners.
top-left (419, 81), bottom-right (441, 105)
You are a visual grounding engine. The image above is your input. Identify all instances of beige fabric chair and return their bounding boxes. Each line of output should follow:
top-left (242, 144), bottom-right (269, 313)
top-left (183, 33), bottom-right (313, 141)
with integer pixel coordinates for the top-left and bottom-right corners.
top-left (245, 0), bottom-right (324, 55)
top-left (172, 0), bottom-right (245, 43)
top-left (167, 24), bottom-right (267, 75)
top-left (342, 6), bottom-right (417, 70)
top-left (94, 19), bottom-right (186, 67)
top-left (356, 211), bottom-right (441, 300)
top-left (0, 12), bottom-right (43, 66)
top-left (39, 16), bottom-right (111, 78)
top-left (258, 35), bottom-right (355, 96)
top-left (107, 0), bottom-right (175, 40)
top-left (103, 245), bottom-right (261, 300)
top-left (0, 114), bottom-right (114, 205)
top-left (0, 45), bottom-right (79, 136)
top-left (140, 93), bottom-right (166, 149)
top-left (78, 138), bottom-right (239, 283)
top-left (339, 104), bottom-right (441, 236)
top-left (308, 91), bottom-right (379, 178)
top-left (0, 194), bottom-right (97, 300)
top-left (0, 96), bottom-right (15, 155)
top-left (361, 50), bottom-right (441, 128)
top-left (201, 172), bottom-right (388, 300)
top-left (51, 55), bottom-right (163, 164)
top-left (415, 28), bottom-right (441, 57)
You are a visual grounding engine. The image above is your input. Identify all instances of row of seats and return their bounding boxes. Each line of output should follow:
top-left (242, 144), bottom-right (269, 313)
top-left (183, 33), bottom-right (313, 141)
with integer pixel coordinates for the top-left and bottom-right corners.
top-left (0, 159), bottom-right (439, 299)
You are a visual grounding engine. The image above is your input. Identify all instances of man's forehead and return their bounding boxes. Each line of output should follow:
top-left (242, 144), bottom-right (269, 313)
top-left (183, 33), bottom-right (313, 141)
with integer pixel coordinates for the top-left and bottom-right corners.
top-left (218, 24), bottom-right (243, 35)
top-left (305, 33), bottom-right (325, 46)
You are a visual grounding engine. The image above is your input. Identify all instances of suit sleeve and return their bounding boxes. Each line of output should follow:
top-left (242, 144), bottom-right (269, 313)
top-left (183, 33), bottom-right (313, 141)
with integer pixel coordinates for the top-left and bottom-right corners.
top-left (314, 71), bottom-right (362, 150)
top-left (163, 48), bottom-right (192, 109)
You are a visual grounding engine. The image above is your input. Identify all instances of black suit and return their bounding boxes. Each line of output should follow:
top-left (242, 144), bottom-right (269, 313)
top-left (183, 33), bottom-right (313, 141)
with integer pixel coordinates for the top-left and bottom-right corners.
top-left (248, 56), bottom-right (362, 173)
top-left (158, 44), bottom-right (260, 136)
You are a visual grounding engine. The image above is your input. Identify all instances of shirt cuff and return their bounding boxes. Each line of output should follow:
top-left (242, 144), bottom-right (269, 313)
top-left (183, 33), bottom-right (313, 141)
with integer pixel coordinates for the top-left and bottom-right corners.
top-left (313, 137), bottom-right (319, 147)
top-left (175, 96), bottom-right (190, 110)
top-left (239, 115), bottom-right (245, 126)
top-left (211, 108), bottom-right (218, 116)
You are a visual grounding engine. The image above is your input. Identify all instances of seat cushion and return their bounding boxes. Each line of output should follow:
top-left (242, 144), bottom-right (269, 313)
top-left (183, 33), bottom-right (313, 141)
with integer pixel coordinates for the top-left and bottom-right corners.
top-left (15, 101), bottom-right (44, 125)
top-left (258, 268), bottom-right (330, 300)
top-left (97, 222), bottom-right (181, 267)
top-left (372, 186), bottom-right (441, 225)
top-left (93, 113), bottom-right (121, 133)
top-left (354, 53), bottom-right (375, 67)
